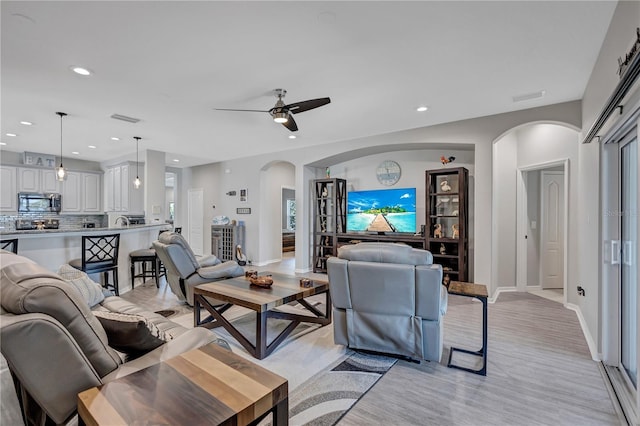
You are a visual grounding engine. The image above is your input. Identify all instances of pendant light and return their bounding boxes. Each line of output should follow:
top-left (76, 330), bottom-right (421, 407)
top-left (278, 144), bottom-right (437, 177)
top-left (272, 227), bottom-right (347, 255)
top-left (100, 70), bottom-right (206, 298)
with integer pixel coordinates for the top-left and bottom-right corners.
top-left (55, 112), bottom-right (68, 181)
top-left (133, 136), bottom-right (142, 189)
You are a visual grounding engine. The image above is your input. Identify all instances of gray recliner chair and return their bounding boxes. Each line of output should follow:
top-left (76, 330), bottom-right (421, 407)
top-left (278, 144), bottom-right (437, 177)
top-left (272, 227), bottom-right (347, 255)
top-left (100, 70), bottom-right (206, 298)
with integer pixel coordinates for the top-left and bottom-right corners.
top-left (0, 252), bottom-right (222, 425)
top-left (152, 232), bottom-right (244, 306)
top-left (327, 243), bottom-right (447, 362)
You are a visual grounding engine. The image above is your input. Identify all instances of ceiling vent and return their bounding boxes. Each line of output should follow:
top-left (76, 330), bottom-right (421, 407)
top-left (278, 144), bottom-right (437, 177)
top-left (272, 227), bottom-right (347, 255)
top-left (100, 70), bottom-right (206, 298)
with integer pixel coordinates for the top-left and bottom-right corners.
top-left (110, 113), bottom-right (140, 123)
top-left (512, 90), bottom-right (545, 103)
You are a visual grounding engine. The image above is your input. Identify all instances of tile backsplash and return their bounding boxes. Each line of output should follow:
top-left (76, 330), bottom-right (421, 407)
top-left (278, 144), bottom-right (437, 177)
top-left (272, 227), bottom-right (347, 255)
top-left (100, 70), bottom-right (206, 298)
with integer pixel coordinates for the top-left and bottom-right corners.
top-left (0, 212), bottom-right (107, 231)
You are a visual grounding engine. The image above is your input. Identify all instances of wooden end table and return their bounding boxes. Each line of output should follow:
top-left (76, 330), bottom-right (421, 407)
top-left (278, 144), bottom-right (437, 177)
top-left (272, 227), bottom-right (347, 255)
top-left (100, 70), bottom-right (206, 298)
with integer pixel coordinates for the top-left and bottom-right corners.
top-left (77, 342), bottom-right (288, 426)
top-left (446, 281), bottom-right (488, 376)
top-left (194, 272), bottom-right (331, 360)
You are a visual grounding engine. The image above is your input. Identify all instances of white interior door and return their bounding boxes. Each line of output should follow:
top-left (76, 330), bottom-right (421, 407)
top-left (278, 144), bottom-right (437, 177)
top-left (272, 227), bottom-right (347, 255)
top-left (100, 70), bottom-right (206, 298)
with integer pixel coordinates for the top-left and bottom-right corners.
top-left (540, 171), bottom-right (564, 289)
top-left (188, 188), bottom-right (204, 256)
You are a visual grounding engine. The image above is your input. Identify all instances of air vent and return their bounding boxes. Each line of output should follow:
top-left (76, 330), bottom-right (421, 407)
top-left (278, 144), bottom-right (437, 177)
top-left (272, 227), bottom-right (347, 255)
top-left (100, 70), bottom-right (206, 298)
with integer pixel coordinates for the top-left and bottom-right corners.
top-left (512, 90), bottom-right (545, 103)
top-left (110, 114), bottom-right (140, 123)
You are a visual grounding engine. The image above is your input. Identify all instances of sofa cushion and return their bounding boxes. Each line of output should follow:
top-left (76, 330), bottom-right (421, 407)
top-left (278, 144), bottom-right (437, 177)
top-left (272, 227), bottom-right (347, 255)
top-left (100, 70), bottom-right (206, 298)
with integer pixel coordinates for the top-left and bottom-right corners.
top-left (338, 242), bottom-right (433, 265)
top-left (0, 260), bottom-right (121, 377)
top-left (57, 264), bottom-right (105, 308)
top-left (93, 310), bottom-right (171, 355)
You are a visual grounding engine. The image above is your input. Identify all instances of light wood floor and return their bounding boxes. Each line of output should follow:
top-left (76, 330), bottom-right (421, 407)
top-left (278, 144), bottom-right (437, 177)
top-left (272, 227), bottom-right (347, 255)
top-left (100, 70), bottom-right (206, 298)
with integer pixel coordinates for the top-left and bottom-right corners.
top-left (122, 256), bottom-right (621, 426)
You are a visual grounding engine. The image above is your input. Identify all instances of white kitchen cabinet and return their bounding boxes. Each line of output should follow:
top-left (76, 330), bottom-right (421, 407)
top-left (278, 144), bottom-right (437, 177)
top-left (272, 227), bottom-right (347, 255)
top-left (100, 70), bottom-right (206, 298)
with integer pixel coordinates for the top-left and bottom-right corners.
top-left (0, 166), bottom-right (17, 211)
top-left (61, 171), bottom-right (102, 214)
top-left (41, 169), bottom-right (61, 193)
top-left (104, 162), bottom-right (144, 214)
top-left (82, 173), bottom-right (101, 212)
top-left (61, 172), bottom-right (82, 213)
top-left (17, 168), bottom-right (39, 192)
top-left (17, 167), bottom-right (61, 193)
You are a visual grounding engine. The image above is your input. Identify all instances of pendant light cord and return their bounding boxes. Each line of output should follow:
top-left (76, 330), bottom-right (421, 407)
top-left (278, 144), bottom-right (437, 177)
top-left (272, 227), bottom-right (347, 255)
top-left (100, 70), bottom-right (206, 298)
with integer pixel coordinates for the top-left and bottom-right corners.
top-left (134, 136), bottom-right (141, 178)
top-left (56, 112), bottom-right (67, 166)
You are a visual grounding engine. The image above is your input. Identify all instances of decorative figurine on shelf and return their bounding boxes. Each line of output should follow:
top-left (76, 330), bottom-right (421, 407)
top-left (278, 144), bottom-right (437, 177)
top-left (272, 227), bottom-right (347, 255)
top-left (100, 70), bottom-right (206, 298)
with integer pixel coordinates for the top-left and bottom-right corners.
top-left (440, 155), bottom-right (456, 165)
top-left (443, 273), bottom-right (451, 288)
top-left (440, 180), bottom-right (452, 192)
top-left (321, 186), bottom-right (328, 197)
top-left (451, 209), bottom-right (459, 216)
top-left (433, 223), bottom-right (443, 238)
top-left (236, 245), bottom-right (247, 266)
top-left (440, 243), bottom-right (446, 255)
top-left (452, 224), bottom-right (459, 239)
top-left (326, 167), bottom-right (331, 178)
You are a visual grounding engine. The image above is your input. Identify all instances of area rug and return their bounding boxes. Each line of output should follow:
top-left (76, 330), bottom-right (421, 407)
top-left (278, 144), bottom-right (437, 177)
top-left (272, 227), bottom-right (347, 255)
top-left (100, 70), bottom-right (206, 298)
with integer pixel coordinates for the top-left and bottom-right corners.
top-left (284, 351), bottom-right (398, 426)
top-left (169, 300), bottom-right (347, 390)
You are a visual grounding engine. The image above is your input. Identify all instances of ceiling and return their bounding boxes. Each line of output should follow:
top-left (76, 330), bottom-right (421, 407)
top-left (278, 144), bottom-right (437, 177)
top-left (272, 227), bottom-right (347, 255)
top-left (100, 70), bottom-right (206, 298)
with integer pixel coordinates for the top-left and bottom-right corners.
top-left (1, 1), bottom-right (617, 168)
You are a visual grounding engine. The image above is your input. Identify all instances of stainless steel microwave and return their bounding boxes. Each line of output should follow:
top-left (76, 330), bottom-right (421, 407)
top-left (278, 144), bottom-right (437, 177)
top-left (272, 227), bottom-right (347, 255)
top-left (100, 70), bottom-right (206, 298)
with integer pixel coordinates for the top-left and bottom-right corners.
top-left (17, 192), bottom-right (62, 213)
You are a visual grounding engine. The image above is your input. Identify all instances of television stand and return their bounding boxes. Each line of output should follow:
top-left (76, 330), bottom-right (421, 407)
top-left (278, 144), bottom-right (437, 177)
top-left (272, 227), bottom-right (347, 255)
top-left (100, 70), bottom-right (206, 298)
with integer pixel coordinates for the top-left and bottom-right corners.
top-left (337, 233), bottom-right (426, 249)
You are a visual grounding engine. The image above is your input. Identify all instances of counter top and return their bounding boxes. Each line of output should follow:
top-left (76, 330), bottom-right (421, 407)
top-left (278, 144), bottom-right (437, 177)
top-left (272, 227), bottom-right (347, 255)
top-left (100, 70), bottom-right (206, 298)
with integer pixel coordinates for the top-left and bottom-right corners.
top-left (0, 223), bottom-right (170, 237)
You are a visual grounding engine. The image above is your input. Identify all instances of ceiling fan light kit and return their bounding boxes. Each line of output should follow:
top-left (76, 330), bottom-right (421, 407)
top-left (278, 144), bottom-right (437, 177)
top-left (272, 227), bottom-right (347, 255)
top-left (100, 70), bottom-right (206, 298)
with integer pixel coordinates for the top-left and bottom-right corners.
top-left (215, 88), bottom-right (330, 132)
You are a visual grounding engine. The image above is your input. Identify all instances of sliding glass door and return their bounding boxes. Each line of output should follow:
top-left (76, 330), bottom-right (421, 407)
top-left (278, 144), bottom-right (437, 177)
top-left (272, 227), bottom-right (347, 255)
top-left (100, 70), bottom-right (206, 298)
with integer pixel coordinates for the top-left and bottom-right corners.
top-left (620, 137), bottom-right (638, 388)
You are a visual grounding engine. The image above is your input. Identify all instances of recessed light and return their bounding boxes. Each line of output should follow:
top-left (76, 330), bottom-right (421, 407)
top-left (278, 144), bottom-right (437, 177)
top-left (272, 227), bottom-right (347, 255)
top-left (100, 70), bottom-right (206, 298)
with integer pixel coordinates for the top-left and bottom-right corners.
top-left (19, 121), bottom-right (33, 126)
top-left (110, 137), bottom-right (120, 141)
top-left (173, 159), bottom-right (180, 162)
top-left (71, 151), bottom-right (80, 155)
top-left (0, 142), bottom-right (6, 146)
top-left (88, 145), bottom-right (96, 149)
top-left (5, 133), bottom-right (17, 137)
top-left (288, 135), bottom-right (297, 139)
top-left (71, 66), bottom-right (92, 76)
top-left (416, 106), bottom-right (428, 112)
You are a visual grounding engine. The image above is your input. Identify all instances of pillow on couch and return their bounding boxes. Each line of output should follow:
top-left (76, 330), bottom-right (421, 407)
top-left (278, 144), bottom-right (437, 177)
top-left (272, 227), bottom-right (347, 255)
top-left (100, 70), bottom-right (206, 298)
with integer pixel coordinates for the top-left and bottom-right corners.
top-left (93, 310), bottom-right (172, 354)
top-left (57, 264), bottom-right (105, 308)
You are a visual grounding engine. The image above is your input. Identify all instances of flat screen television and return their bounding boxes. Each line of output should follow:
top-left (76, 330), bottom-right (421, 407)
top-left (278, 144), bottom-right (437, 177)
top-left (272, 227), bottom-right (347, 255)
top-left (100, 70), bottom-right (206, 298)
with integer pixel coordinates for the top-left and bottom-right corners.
top-left (347, 187), bottom-right (416, 234)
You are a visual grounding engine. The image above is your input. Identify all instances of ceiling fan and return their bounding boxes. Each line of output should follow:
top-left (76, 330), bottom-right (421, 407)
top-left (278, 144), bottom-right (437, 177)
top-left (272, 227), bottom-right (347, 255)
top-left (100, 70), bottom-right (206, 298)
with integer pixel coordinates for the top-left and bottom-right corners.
top-left (215, 89), bottom-right (330, 132)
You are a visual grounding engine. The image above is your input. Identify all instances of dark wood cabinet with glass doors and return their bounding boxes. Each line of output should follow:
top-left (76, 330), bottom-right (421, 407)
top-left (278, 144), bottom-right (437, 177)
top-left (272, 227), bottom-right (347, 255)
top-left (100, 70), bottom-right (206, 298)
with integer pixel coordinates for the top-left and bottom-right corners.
top-left (426, 167), bottom-right (469, 286)
top-left (312, 178), bottom-right (347, 273)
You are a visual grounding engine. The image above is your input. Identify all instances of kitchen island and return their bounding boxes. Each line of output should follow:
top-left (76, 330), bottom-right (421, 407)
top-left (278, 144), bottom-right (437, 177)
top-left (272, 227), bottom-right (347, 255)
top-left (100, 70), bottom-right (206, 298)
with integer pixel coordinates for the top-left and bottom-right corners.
top-left (1, 223), bottom-right (170, 294)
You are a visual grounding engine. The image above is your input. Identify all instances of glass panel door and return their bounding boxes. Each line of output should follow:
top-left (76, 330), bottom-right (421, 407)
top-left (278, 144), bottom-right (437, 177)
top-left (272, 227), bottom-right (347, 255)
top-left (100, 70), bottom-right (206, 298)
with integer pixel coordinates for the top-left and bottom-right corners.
top-left (621, 137), bottom-right (638, 388)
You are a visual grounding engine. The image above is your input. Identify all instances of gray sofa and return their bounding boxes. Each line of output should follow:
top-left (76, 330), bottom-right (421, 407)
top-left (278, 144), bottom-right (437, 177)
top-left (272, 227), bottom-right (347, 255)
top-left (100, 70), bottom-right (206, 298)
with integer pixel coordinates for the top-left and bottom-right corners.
top-left (153, 232), bottom-right (244, 306)
top-left (327, 243), bottom-right (447, 362)
top-left (0, 251), bottom-right (226, 425)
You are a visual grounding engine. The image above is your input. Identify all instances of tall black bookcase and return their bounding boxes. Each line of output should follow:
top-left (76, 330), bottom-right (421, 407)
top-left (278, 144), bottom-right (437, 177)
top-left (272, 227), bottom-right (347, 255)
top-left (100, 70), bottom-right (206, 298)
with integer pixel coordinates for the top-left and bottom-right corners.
top-left (426, 167), bottom-right (469, 285)
top-left (312, 178), bottom-right (347, 273)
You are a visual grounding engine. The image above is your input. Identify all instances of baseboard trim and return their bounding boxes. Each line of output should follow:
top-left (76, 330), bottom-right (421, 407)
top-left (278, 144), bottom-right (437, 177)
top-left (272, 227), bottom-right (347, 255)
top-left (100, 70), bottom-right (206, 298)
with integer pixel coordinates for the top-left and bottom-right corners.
top-left (566, 303), bottom-right (601, 361)
top-left (294, 267), bottom-right (312, 274)
top-left (253, 258), bottom-right (282, 267)
top-left (526, 285), bottom-right (542, 291)
top-left (490, 286), bottom-right (517, 303)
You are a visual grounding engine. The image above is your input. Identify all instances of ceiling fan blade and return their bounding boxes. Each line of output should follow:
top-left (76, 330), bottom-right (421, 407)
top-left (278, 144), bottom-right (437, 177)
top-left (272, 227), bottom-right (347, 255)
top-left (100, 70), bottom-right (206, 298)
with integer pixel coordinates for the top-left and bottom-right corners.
top-left (284, 97), bottom-right (331, 114)
top-left (282, 115), bottom-right (298, 132)
top-left (214, 108), bottom-right (269, 113)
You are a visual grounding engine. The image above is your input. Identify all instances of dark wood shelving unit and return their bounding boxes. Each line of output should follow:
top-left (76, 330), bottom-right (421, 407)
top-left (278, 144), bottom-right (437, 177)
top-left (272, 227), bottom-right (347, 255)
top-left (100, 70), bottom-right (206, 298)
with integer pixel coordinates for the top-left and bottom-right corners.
top-left (426, 167), bottom-right (469, 285)
top-left (312, 178), bottom-right (347, 273)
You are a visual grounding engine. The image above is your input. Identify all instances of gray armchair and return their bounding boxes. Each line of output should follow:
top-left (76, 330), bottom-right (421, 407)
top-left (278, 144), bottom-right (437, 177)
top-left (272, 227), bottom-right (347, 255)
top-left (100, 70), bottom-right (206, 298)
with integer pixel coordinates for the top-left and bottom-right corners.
top-left (0, 252), bottom-right (221, 425)
top-left (152, 232), bottom-right (244, 306)
top-left (327, 243), bottom-right (447, 362)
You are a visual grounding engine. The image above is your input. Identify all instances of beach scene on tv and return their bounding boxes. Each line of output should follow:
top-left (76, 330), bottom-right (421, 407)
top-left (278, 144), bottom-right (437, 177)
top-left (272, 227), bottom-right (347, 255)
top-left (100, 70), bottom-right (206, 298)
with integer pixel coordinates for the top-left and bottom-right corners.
top-left (347, 188), bottom-right (417, 233)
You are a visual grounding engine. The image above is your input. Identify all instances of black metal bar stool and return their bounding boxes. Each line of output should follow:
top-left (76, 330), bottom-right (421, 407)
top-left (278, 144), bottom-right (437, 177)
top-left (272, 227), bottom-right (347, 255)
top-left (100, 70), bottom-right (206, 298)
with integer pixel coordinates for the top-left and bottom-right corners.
top-left (1, 239), bottom-right (19, 254)
top-left (69, 234), bottom-right (120, 295)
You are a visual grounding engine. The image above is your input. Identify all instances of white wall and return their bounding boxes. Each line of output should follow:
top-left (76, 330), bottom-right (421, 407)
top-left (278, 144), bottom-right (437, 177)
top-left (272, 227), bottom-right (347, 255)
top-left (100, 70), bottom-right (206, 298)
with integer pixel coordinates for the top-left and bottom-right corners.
top-left (580, 0), bottom-right (640, 357)
top-left (526, 170), bottom-right (540, 287)
top-left (182, 101), bottom-right (581, 285)
top-left (143, 149), bottom-right (166, 224)
top-left (493, 132), bottom-right (518, 287)
top-left (258, 161), bottom-right (295, 264)
top-left (493, 124), bottom-right (579, 302)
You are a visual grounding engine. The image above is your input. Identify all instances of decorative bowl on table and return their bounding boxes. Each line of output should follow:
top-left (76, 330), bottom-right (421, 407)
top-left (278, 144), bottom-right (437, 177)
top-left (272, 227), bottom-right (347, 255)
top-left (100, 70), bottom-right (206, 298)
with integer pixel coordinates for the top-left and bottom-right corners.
top-left (249, 276), bottom-right (273, 288)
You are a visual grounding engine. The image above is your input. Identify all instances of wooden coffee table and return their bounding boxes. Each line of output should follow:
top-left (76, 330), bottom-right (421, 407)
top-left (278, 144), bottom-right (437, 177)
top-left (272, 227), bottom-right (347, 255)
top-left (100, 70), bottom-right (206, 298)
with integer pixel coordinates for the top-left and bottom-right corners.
top-left (77, 342), bottom-right (288, 425)
top-left (193, 272), bottom-right (332, 359)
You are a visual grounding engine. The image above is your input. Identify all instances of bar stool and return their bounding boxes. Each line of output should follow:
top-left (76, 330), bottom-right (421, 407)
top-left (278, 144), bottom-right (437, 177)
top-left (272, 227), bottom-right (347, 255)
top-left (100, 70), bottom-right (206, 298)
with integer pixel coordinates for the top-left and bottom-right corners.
top-left (129, 229), bottom-right (175, 289)
top-left (129, 248), bottom-right (160, 289)
top-left (0, 239), bottom-right (18, 254)
top-left (69, 234), bottom-right (120, 295)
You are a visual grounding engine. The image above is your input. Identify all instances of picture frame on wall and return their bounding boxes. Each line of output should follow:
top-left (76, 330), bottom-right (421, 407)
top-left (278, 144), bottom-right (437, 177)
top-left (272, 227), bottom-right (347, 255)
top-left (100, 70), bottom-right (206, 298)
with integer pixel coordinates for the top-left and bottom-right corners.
top-left (240, 188), bottom-right (247, 202)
